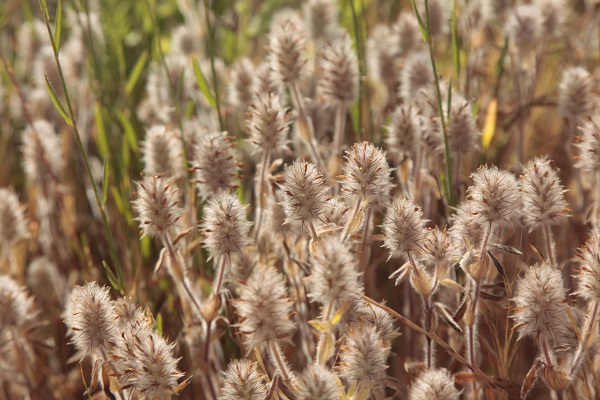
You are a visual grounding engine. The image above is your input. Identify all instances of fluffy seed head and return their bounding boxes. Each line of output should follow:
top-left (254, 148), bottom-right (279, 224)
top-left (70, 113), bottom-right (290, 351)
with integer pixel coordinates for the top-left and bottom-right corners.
top-left (466, 165), bottom-right (520, 228)
top-left (382, 196), bottom-right (429, 261)
top-left (246, 92), bottom-right (292, 156)
top-left (202, 192), bottom-right (252, 259)
top-left (394, 12), bottom-right (425, 57)
top-left (27, 256), bottom-right (67, 307)
top-left (234, 266), bottom-right (296, 351)
top-left (448, 201), bottom-right (484, 251)
top-left (415, 0), bottom-right (450, 37)
top-left (318, 32), bottom-right (359, 105)
top-left (113, 297), bottom-right (149, 332)
top-left (220, 359), bottom-right (268, 400)
top-left (535, 0), bottom-right (566, 36)
top-left (0, 276), bottom-right (37, 336)
top-left (269, 10), bottom-right (308, 85)
top-left (345, 300), bottom-right (400, 343)
top-left (574, 235), bottom-right (600, 301)
top-left (386, 105), bottom-right (423, 165)
top-left (421, 227), bottom-right (459, 277)
top-left (505, 4), bottom-right (544, 55)
top-left (308, 235), bottom-right (362, 308)
top-left (133, 175), bottom-right (183, 239)
top-left (296, 364), bottom-right (340, 400)
top-left (64, 282), bottom-right (117, 356)
top-left (303, 0), bottom-right (339, 41)
top-left (192, 131), bottom-right (238, 199)
top-left (399, 52), bottom-right (434, 102)
top-left (447, 95), bottom-right (480, 157)
top-left (142, 125), bottom-right (185, 179)
top-left (279, 159), bottom-right (330, 228)
top-left (367, 25), bottom-right (399, 88)
top-left (519, 156), bottom-right (569, 231)
top-left (558, 67), bottom-right (597, 121)
top-left (21, 119), bottom-right (63, 184)
top-left (0, 188), bottom-right (29, 250)
top-left (341, 142), bottom-right (394, 208)
top-left (252, 61), bottom-right (285, 100)
top-left (408, 368), bottom-right (461, 400)
top-left (339, 328), bottom-right (390, 391)
top-left (512, 262), bottom-right (573, 345)
top-left (228, 57), bottom-right (255, 111)
top-left (575, 117), bottom-right (600, 171)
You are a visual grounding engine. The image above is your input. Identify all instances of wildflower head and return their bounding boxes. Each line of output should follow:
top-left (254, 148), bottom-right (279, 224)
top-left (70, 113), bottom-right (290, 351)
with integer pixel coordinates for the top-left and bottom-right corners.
top-left (303, 0), bottom-right (339, 41)
top-left (220, 359), bottom-right (268, 400)
top-left (269, 10), bottom-right (308, 85)
top-left (399, 52), bottom-right (434, 102)
top-left (0, 188), bottom-right (29, 251)
top-left (447, 95), bottom-right (480, 157)
top-left (382, 195), bottom-right (429, 261)
top-left (141, 125), bottom-right (185, 179)
top-left (192, 131), bottom-right (238, 199)
top-left (339, 327), bottom-right (390, 392)
top-left (202, 192), bottom-right (252, 259)
top-left (318, 32), bottom-right (359, 106)
top-left (519, 156), bottom-right (569, 231)
top-left (64, 282), bottom-right (117, 356)
top-left (21, 120), bottom-right (63, 184)
top-left (234, 266), bottom-right (296, 351)
top-left (0, 276), bottom-right (37, 336)
top-left (386, 104), bottom-right (423, 166)
top-left (133, 175), bottom-right (183, 239)
top-left (558, 67), bottom-right (597, 121)
top-left (575, 116), bottom-right (600, 171)
top-left (367, 25), bottom-right (399, 88)
top-left (296, 364), bottom-right (340, 400)
top-left (466, 165), bottom-right (520, 228)
top-left (574, 234), bottom-right (600, 301)
top-left (246, 92), bottom-right (292, 156)
top-left (228, 57), bottom-right (255, 111)
top-left (340, 142), bottom-right (394, 208)
top-left (408, 368), bottom-right (461, 400)
top-left (394, 12), bottom-right (425, 57)
top-left (505, 4), bottom-right (543, 55)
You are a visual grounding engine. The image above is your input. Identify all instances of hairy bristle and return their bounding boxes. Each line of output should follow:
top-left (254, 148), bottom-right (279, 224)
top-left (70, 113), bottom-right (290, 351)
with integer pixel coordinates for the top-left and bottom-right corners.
top-left (408, 368), bottom-right (462, 400)
top-left (318, 32), bottom-right (359, 105)
top-left (133, 175), bottom-right (183, 239)
top-left (193, 131), bottom-right (238, 199)
top-left (141, 125), bottom-right (185, 179)
top-left (220, 359), bottom-right (268, 400)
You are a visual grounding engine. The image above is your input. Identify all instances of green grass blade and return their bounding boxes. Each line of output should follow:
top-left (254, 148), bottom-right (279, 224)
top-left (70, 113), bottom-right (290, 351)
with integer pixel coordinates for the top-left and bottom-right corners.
top-left (116, 110), bottom-right (139, 151)
top-left (44, 75), bottom-right (73, 126)
top-left (102, 153), bottom-right (110, 207)
top-left (54, 0), bottom-right (63, 50)
top-left (125, 50), bottom-right (148, 95)
top-left (192, 57), bottom-right (217, 109)
top-left (451, 0), bottom-right (460, 80)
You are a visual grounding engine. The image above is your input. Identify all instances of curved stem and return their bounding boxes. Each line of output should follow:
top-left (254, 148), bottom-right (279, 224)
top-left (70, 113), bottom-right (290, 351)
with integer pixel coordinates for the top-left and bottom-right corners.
top-left (269, 342), bottom-right (290, 382)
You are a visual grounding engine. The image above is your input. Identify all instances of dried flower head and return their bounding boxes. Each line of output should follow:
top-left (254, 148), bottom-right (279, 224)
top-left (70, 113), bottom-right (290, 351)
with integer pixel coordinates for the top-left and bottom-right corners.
top-left (386, 105), bottom-right (423, 165)
top-left (202, 192), bottom-right (252, 259)
top-left (341, 142), bottom-right (394, 208)
top-left (0, 188), bottom-right (29, 252)
top-left (269, 10), bottom-right (308, 85)
top-left (228, 57), bottom-right (255, 111)
top-left (415, 0), bottom-right (450, 37)
top-left (505, 4), bottom-right (544, 55)
top-left (408, 368), bottom-right (461, 400)
top-left (252, 61), bottom-right (284, 100)
top-left (448, 201), bottom-right (484, 251)
top-left (296, 364), bottom-right (340, 400)
top-left (133, 175), bottom-right (183, 239)
top-left (308, 235), bottom-right (362, 308)
top-left (512, 262), bottom-right (573, 346)
top-left (64, 282), bottom-right (117, 356)
top-left (303, 0), bottom-right (339, 41)
top-left (421, 227), bottom-right (459, 277)
top-left (21, 119), bottom-right (63, 184)
top-left (535, 0), bottom-right (566, 36)
top-left (234, 266), bottom-right (296, 351)
top-left (367, 25), bottom-right (399, 89)
top-left (447, 95), bottom-right (480, 157)
top-left (399, 52), bottom-right (434, 102)
top-left (142, 125), bottom-right (185, 179)
top-left (339, 328), bottom-right (390, 392)
top-left (466, 165), bottom-right (520, 228)
top-left (519, 156), bottom-right (569, 231)
top-left (246, 92), bottom-right (292, 156)
top-left (171, 24), bottom-right (203, 55)
top-left (113, 297), bottom-right (149, 332)
top-left (27, 256), bottom-right (67, 307)
top-left (382, 195), bottom-right (429, 261)
top-left (344, 300), bottom-right (400, 343)
top-left (318, 32), bottom-right (359, 105)
top-left (0, 275), bottom-right (37, 336)
top-left (575, 116), bottom-right (600, 171)
top-left (220, 359), bottom-right (268, 400)
top-left (394, 12), bottom-right (425, 57)
top-left (192, 131), bottom-right (238, 199)
top-left (574, 235), bottom-right (600, 301)
top-left (558, 67), bottom-right (597, 121)
top-left (279, 159), bottom-right (330, 233)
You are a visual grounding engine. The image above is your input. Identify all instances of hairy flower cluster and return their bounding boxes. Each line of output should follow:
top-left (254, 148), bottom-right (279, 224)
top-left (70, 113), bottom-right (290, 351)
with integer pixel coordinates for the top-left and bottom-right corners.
top-left (192, 131), bottom-right (238, 199)
top-left (386, 105), bottom-right (423, 165)
top-left (21, 119), bottom-right (63, 184)
top-left (303, 0), bottom-right (338, 41)
top-left (234, 266), bottom-right (296, 351)
top-left (279, 159), bottom-right (330, 230)
top-left (466, 165), bottom-right (520, 228)
top-left (421, 227), bottom-right (458, 275)
top-left (367, 25), bottom-right (398, 90)
top-left (447, 95), bottom-right (480, 157)
top-left (0, 276), bottom-right (37, 336)
top-left (574, 235), bottom-right (600, 301)
top-left (382, 195), bottom-right (429, 261)
top-left (318, 32), bottom-right (358, 105)
top-left (202, 192), bottom-right (252, 259)
top-left (308, 235), bottom-right (362, 308)
top-left (408, 368), bottom-right (461, 400)
top-left (269, 11), bottom-right (308, 85)
top-left (220, 359), bottom-right (268, 400)
top-left (558, 67), bottom-right (597, 121)
top-left (133, 175), bottom-right (183, 239)
top-left (228, 57), bottom-right (255, 111)
top-left (341, 142), bottom-right (393, 208)
top-left (448, 202), bottom-right (484, 251)
top-left (519, 156), bottom-right (569, 231)
top-left (505, 4), bottom-right (543, 55)
top-left (142, 125), bottom-right (185, 179)
top-left (512, 262), bottom-right (573, 346)
top-left (296, 364), bottom-right (340, 400)
top-left (575, 116), bottom-right (600, 171)
top-left (0, 188), bottom-right (29, 252)
top-left (63, 282), bottom-right (117, 356)
top-left (246, 92), bottom-right (291, 156)
top-left (399, 53), bottom-right (434, 102)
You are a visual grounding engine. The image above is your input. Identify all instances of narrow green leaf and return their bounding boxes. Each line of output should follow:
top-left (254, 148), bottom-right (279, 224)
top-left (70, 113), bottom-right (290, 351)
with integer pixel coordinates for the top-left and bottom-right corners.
top-left (54, 0), bottom-right (63, 50)
top-left (102, 260), bottom-right (119, 290)
top-left (94, 102), bottom-right (108, 156)
top-left (125, 50), bottom-right (148, 95)
top-left (116, 110), bottom-right (138, 151)
top-left (39, 0), bottom-right (49, 23)
top-left (192, 57), bottom-right (217, 109)
top-left (44, 75), bottom-right (73, 126)
top-left (446, 77), bottom-right (453, 121)
top-left (451, 0), bottom-right (460, 79)
top-left (410, 0), bottom-right (428, 42)
top-left (155, 313), bottom-right (163, 335)
top-left (102, 153), bottom-right (109, 207)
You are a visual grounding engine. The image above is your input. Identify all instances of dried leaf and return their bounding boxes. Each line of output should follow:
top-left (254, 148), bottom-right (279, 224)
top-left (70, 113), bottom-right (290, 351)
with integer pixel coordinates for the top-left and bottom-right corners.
top-left (433, 302), bottom-right (463, 333)
top-left (490, 243), bottom-right (523, 255)
top-left (521, 359), bottom-right (540, 400)
top-left (454, 371), bottom-right (478, 384)
top-left (487, 250), bottom-right (506, 277)
top-left (316, 332), bottom-right (335, 364)
top-left (479, 291), bottom-right (504, 302)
